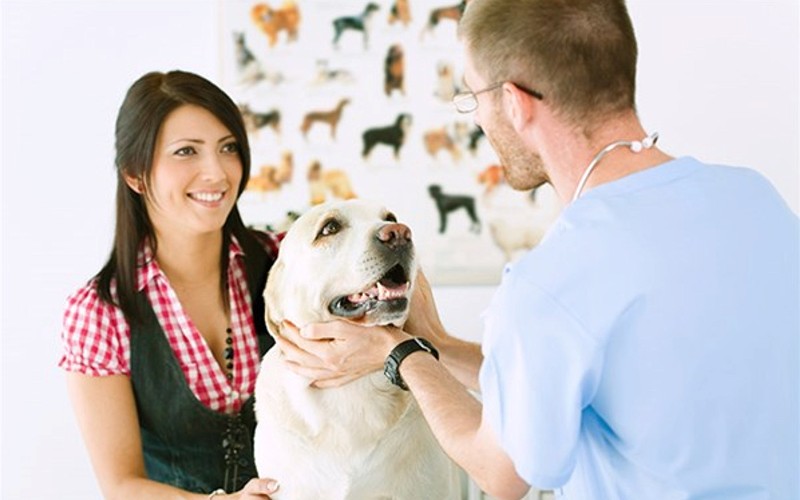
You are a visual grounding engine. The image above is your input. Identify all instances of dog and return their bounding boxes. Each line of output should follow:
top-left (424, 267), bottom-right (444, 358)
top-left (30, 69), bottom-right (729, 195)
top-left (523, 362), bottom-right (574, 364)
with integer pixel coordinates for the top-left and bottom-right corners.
top-left (311, 59), bottom-right (356, 86)
top-left (240, 104), bottom-right (281, 138)
top-left (246, 151), bottom-right (293, 193)
top-left (423, 126), bottom-right (462, 163)
top-left (233, 32), bottom-right (284, 86)
top-left (428, 184), bottom-right (481, 234)
top-left (484, 184), bottom-right (561, 263)
top-left (420, 0), bottom-right (467, 40)
top-left (332, 2), bottom-right (380, 50)
top-left (467, 126), bottom-right (485, 156)
top-left (299, 98), bottom-right (350, 140)
top-left (254, 199), bottom-right (461, 499)
top-left (251, 1), bottom-right (301, 48)
top-left (433, 61), bottom-right (460, 102)
top-left (384, 44), bottom-right (405, 96)
top-left (362, 113), bottom-right (412, 159)
top-left (307, 160), bottom-right (357, 205)
top-left (233, 32), bottom-right (266, 86)
top-left (477, 164), bottom-right (504, 195)
top-left (388, 0), bottom-right (411, 26)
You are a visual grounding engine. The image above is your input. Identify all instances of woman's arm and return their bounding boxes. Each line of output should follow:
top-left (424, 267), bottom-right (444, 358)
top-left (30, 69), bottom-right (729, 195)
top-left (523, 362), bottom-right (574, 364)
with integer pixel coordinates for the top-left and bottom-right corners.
top-left (66, 373), bottom-right (278, 499)
top-left (66, 372), bottom-right (198, 499)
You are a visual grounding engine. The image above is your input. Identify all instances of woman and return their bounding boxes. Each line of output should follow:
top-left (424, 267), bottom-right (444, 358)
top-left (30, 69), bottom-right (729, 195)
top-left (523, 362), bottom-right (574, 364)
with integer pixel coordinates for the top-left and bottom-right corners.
top-left (60, 70), bottom-right (281, 499)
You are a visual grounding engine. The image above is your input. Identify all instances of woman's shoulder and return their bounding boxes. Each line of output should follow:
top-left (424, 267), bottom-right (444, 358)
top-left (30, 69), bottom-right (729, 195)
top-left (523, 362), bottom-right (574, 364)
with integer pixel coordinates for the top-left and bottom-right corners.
top-left (60, 278), bottom-right (130, 375)
top-left (244, 228), bottom-right (284, 260)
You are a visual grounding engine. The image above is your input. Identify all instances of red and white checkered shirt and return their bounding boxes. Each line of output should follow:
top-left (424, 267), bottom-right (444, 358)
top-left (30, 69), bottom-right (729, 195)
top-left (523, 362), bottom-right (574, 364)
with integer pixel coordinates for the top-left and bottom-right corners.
top-left (59, 233), bottom-right (280, 414)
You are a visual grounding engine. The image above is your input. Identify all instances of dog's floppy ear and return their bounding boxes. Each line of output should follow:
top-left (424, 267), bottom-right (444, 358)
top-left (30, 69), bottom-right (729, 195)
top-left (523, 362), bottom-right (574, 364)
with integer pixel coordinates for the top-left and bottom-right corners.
top-left (264, 259), bottom-right (286, 338)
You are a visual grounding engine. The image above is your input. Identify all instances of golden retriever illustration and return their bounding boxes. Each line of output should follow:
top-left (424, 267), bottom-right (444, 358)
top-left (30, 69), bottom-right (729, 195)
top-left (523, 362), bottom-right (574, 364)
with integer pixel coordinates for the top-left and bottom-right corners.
top-left (307, 160), bottom-right (357, 205)
top-left (246, 151), bottom-right (293, 193)
top-left (254, 200), bottom-right (461, 500)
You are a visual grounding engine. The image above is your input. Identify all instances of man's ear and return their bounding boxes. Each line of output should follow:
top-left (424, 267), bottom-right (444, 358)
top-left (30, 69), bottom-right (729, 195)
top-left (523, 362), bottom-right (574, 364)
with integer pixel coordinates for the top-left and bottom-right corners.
top-left (503, 82), bottom-right (537, 133)
top-left (124, 173), bottom-right (144, 194)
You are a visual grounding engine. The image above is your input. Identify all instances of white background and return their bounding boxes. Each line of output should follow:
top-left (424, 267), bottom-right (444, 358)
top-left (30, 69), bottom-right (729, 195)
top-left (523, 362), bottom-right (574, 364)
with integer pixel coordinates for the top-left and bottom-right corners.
top-left (1, 1), bottom-right (797, 498)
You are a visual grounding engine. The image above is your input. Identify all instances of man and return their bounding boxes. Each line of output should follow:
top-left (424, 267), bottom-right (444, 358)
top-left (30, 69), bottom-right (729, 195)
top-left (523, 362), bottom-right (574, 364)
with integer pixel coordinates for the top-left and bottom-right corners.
top-left (277, 0), bottom-right (799, 498)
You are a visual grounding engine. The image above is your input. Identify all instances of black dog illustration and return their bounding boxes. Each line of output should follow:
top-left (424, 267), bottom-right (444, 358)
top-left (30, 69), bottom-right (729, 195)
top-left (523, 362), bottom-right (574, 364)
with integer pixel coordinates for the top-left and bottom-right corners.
top-left (468, 126), bottom-right (485, 155)
top-left (428, 184), bottom-right (481, 234)
top-left (333, 2), bottom-right (380, 50)
top-left (362, 113), bottom-right (412, 159)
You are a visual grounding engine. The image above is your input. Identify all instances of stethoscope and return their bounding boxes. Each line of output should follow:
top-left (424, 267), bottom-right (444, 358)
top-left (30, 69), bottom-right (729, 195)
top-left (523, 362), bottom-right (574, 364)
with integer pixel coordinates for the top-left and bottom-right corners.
top-left (571, 131), bottom-right (659, 202)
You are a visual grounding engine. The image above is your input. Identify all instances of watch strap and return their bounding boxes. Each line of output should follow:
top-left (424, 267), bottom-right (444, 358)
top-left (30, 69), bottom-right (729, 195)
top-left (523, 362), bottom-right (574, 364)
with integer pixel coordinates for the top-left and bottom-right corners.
top-left (383, 337), bottom-right (439, 390)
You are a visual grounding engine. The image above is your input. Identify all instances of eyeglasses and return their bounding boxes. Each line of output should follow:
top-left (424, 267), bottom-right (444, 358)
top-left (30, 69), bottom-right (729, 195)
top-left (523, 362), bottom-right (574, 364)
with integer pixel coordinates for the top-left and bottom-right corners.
top-left (452, 81), bottom-right (544, 113)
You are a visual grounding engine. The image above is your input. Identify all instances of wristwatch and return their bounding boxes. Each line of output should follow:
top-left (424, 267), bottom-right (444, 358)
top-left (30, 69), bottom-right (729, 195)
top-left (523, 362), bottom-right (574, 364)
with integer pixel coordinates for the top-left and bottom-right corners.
top-left (383, 337), bottom-right (439, 390)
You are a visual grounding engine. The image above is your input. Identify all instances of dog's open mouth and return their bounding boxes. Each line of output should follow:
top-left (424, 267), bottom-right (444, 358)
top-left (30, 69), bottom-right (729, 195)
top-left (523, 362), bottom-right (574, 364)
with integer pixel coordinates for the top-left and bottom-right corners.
top-left (329, 264), bottom-right (410, 319)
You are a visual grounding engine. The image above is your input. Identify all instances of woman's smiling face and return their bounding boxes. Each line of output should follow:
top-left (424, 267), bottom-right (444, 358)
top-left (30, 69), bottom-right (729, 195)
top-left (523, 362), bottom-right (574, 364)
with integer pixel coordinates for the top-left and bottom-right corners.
top-left (134, 103), bottom-right (243, 239)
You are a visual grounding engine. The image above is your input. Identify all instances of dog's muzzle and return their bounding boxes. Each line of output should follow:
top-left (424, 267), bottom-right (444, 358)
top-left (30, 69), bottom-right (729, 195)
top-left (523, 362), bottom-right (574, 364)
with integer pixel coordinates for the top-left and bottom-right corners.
top-left (328, 263), bottom-right (411, 320)
top-left (329, 222), bottom-right (414, 321)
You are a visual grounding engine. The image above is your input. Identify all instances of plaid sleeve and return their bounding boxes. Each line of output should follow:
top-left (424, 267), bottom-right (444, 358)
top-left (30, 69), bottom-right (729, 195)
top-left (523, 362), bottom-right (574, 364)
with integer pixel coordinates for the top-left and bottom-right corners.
top-left (58, 281), bottom-right (130, 376)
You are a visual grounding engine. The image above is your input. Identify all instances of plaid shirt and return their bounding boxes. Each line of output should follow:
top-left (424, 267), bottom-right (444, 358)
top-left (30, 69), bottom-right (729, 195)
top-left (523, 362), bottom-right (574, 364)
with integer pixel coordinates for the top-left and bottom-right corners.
top-left (59, 233), bottom-right (280, 414)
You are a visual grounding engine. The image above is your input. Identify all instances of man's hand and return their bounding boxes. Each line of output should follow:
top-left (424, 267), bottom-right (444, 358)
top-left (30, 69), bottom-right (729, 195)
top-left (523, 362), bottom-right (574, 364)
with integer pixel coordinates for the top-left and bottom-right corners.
top-left (275, 320), bottom-right (409, 388)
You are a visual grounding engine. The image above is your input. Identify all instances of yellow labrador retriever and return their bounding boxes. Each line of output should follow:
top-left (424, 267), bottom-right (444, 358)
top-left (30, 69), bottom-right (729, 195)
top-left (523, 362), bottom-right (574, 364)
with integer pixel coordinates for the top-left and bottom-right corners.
top-left (254, 199), bottom-right (461, 500)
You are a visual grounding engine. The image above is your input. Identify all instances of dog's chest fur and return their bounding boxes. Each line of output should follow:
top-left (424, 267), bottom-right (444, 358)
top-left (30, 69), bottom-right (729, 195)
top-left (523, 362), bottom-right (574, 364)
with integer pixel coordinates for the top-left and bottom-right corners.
top-left (254, 349), bottom-right (459, 499)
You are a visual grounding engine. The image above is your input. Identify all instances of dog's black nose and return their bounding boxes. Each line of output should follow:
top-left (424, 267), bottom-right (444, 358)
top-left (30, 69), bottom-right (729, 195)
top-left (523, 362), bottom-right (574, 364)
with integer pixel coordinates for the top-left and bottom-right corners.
top-left (377, 223), bottom-right (412, 249)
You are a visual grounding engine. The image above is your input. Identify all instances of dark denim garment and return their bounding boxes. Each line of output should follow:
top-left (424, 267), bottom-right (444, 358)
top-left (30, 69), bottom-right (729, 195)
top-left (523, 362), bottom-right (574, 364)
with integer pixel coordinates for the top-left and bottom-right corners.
top-left (129, 232), bottom-right (275, 493)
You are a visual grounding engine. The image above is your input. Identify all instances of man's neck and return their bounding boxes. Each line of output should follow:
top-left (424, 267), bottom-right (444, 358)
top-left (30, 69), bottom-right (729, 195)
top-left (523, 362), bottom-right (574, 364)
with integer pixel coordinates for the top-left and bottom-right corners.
top-left (539, 111), bottom-right (673, 203)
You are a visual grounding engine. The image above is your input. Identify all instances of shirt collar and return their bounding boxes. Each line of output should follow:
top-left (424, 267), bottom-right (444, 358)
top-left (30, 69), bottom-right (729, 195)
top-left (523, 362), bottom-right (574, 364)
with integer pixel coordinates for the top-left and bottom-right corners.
top-left (135, 235), bottom-right (245, 292)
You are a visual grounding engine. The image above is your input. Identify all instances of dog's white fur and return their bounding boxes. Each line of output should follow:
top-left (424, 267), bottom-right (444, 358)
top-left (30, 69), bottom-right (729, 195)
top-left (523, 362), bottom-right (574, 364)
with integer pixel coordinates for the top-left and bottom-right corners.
top-left (254, 199), bottom-right (461, 500)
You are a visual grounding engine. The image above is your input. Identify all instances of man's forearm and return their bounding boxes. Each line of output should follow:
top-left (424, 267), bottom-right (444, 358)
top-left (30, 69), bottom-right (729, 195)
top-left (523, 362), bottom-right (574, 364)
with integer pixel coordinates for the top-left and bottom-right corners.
top-left (399, 352), bottom-right (530, 499)
top-left (436, 335), bottom-right (483, 392)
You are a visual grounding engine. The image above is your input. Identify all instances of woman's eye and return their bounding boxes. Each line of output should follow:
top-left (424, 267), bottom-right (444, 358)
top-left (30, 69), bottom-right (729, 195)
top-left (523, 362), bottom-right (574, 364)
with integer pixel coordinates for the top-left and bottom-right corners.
top-left (318, 219), bottom-right (341, 237)
top-left (221, 142), bottom-right (240, 154)
top-left (175, 146), bottom-right (196, 156)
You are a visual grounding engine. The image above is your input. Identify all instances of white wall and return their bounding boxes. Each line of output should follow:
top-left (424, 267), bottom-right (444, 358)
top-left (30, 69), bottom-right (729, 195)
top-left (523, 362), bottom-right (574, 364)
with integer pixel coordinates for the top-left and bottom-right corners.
top-left (1, 1), bottom-right (797, 498)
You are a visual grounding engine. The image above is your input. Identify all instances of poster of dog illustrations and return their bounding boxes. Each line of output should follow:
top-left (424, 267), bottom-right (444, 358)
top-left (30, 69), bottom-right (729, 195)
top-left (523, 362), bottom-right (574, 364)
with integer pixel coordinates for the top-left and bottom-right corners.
top-left (219, 0), bottom-right (562, 285)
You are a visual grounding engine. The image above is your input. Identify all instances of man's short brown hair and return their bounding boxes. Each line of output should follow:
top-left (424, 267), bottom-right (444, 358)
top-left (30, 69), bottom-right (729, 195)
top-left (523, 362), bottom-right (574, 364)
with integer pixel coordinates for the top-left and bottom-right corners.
top-left (459, 0), bottom-right (638, 127)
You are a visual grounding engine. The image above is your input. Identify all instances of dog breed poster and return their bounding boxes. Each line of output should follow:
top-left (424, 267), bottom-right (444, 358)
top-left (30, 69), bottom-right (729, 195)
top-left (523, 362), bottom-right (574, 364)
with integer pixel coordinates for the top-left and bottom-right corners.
top-left (219, 0), bottom-right (561, 285)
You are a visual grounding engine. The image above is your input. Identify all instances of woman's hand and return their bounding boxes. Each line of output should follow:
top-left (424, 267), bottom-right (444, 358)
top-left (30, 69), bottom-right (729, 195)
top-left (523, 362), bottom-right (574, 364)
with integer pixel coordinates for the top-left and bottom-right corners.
top-left (229, 478), bottom-right (280, 498)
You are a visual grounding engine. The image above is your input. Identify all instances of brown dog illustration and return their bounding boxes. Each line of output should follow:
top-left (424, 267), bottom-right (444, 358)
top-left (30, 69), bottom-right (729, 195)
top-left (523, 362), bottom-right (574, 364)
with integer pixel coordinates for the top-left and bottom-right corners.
top-left (388, 0), bottom-right (411, 26)
top-left (423, 126), bottom-right (462, 163)
top-left (300, 98), bottom-right (350, 140)
top-left (251, 1), bottom-right (301, 48)
top-left (384, 44), bottom-right (405, 97)
top-left (420, 0), bottom-right (466, 40)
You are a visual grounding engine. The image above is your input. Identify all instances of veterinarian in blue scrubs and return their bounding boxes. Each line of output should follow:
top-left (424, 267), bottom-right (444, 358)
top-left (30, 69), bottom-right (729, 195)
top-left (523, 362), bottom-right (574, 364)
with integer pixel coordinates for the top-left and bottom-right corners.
top-left (277, 0), bottom-right (800, 498)
top-left (59, 71), bottom-right (282, 499)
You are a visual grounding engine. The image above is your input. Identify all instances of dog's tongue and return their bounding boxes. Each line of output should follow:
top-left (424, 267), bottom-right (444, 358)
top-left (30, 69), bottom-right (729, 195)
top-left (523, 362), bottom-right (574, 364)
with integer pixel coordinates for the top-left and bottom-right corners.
top-left (347, 281), bottom-right (409, 303)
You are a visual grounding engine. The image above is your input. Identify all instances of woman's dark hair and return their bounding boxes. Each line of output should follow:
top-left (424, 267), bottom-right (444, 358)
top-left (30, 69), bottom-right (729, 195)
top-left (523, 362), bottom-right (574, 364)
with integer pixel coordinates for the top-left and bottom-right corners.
top-left (96, 70), bottom-right (252, 323)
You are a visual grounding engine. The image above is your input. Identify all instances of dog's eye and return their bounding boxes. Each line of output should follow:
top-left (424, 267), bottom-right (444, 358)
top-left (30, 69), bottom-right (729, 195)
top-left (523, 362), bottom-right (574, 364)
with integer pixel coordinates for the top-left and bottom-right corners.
top-left (318, 219), bottom-right (342, 238)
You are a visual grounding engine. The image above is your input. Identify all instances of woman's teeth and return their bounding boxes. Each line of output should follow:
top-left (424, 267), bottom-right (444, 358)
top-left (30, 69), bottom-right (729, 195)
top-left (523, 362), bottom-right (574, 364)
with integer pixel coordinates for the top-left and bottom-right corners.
top-left (190, 192), bottom-right (224, 202)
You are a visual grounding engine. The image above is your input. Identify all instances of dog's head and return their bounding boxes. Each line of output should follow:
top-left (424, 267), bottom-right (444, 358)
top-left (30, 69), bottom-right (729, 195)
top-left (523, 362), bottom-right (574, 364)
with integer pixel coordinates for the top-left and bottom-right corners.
top-left (428, 184), bottom-right (442, 197)
top-left (264, 199), bottom-right (416, 336)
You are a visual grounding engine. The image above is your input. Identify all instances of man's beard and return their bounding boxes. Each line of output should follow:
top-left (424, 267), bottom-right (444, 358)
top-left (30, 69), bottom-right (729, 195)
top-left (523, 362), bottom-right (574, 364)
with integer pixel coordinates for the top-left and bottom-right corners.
top-left (485, 110), bottom-right (549, 191)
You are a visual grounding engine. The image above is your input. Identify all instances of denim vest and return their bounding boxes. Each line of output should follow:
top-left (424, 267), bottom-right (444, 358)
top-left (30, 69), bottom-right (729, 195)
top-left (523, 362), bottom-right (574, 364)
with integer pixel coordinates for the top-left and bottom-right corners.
top-left (130, 233), bottom-right (274, 493)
